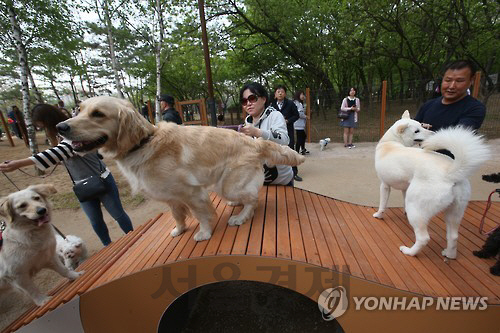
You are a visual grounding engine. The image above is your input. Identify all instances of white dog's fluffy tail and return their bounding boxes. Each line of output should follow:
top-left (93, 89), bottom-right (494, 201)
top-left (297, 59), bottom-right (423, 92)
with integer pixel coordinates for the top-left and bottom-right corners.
top-left (421, 126), bottom-right (490, 181)
top-left (256, 140), bottom-right (305, 166)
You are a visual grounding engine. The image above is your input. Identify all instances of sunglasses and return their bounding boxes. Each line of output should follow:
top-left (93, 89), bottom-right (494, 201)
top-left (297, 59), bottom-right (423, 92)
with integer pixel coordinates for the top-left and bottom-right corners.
top-left (241, 94), bottom-right (259, 105)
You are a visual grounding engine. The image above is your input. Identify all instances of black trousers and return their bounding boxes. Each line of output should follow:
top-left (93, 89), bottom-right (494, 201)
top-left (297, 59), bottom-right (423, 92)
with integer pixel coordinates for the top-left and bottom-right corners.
top-left (295, 129), bottom-right (306, 152)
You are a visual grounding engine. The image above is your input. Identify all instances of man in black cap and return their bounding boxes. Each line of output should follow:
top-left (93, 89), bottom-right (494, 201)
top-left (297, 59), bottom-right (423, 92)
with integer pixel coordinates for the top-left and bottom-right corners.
top-left (160, 94), bottom-right (182, 124)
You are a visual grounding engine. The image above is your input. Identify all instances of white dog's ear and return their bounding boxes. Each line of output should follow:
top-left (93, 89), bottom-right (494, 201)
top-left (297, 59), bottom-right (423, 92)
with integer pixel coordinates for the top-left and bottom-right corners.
top-left (397, 124), bottom-right (409, 134)
top-left (402, 110), bottom-right (410, 119)
top-left (0, 196), bottom-right (13, 221)
top-left (29, 184), bottom-right (57, 197)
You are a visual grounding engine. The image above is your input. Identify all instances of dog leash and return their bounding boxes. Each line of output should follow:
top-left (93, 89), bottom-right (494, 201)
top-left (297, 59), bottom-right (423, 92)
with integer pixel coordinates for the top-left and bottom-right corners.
top-left (52, 225), bottom-right (67, 240)
top-left (479, 189), bottom-right (500, 235)
top-left (0, 219), bottom-right (5, 250)
top-left (1, 164), bottom-right (59, 191)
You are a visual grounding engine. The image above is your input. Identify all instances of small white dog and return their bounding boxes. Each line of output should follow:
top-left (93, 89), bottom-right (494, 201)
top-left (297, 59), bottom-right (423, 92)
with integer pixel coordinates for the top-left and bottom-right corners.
top-left (319, 137), bottom-right (331, 151)
top-left (373, 111), bottom-right (490, 259)
top-left (0, 184), bottom-right (83, 306)
top-left (56, 234), bottom-right (88, 270)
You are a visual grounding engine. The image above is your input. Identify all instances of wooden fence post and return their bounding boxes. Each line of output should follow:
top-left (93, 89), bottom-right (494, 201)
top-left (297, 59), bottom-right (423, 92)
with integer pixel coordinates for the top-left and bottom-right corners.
top-left (380, 80), bottom-right (387, 139)
top-left (306, 88), bottom-right (311, 143)
top-left (0, 111), bottom-right (15, 147)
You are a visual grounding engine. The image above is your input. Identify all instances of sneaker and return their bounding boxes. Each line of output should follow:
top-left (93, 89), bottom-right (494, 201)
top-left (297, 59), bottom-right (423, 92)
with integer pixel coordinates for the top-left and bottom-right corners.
top-left (349, 144), bottom-right (356, 148)
top-left (348, 145), bottom-right (352, 149)
top-left (301, 149), bottom-right (310, 155)
top-left (344, 144), bottom-right (349, 148)
top-left (294, 175), bottom-right (303, 181)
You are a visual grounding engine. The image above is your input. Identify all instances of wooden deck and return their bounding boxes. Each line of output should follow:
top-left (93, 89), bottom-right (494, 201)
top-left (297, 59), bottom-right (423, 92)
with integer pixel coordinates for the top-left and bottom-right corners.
top-left (4, 186), bottom-right (500, 333)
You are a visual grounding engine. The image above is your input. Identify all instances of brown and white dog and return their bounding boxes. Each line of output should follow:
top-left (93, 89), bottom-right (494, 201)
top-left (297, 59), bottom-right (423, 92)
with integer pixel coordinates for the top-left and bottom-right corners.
top-left (0, 185), bottom-right (83, 306)
top-left (373, 111), bottom-right (490, 258)
top-left (56, 96), bottom-right (305, 241)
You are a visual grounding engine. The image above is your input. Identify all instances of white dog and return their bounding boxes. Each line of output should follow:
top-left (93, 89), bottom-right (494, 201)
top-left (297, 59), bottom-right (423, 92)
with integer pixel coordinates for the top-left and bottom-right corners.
top-left (0, 185), bottom-right (83, 306)
top-left (319, 137), bottom-right (331, 151)
top-left (373, 111), bottom-right (490, 258)
top-left (56, 96), bottom-right (305, 242)
top-left (56, 234), bottom-right (88, 270)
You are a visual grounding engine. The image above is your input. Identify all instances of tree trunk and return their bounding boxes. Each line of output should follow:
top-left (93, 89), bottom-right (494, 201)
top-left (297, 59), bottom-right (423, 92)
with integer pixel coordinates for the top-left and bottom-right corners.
top-left (28, 66), bottom-right (44, 103)
top-left (8, 4), bottom-right (38, 154)
top-left (50, 77), bottom-right (61, 101)
top-left (69, 73), bottom-right (78, 105)
top-left (102, 0), bottom-right (124, 98)
top-left (155, 0), bottom-right (164, 124)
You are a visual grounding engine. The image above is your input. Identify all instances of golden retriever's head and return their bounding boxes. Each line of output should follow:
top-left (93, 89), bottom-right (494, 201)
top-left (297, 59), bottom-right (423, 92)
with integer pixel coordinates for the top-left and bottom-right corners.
top-left (56, 96), bottom-right (154, 158)
top-left (0, 184), bottom-right (57, 229)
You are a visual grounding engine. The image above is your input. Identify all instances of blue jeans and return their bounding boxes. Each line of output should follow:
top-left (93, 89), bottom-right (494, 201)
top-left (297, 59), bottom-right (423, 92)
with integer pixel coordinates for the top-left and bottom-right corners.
top-left (79, 173), bottom-right (133, 246)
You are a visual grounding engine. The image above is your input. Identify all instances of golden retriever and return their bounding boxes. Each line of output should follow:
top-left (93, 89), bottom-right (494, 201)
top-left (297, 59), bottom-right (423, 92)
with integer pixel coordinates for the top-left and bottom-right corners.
top-left (373, 111), bottom-right (490, 258)
top-left (0, 185), bottom-right (83, 306)
top-left (56, 96), bottom-right (305, 241)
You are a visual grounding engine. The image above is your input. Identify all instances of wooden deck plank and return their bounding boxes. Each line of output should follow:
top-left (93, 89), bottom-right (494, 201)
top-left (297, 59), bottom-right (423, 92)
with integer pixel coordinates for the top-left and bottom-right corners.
top-left (285, 187), bottom-right (306, 262)
top-left (201, 197), bottom-right (233, 257)
top-left (337, 201), bottom-right (395, 287)
top-left (245, 187), bottom-right (268, 256)
top-left (231, 189), bottom-right (265, 255)
top-left (293, 188), bottom-right (321, 266)
top-left (330, 200), bottom-right (378, 282)
top-left (262, 186), bottom-right (277, 257)
top-left (216, 206), bottom-right (240, 255)
top-left (276, 186), bottom-right (291, 259)
top-left (314, 195), bottom-right (349, 271)
top-left (318, 197), bottom-right (361, 277)
top-left (302, 192), bottom-right (334, 267)
top-left (348, 205), bottom-right (410, 290)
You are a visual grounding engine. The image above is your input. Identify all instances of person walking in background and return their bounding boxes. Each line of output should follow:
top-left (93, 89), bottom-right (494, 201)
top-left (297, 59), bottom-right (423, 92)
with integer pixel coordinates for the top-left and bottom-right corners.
top-left (239, 82), bottom-right (295, 186)
top-left (160, 94), bottom-right (182, 124)
top-left (271, 85), bottom-right (301, 181)
top-left (7, 106), bottom-right (23, 139)
top-left (293, 90), bottom-right (309, 155)
top-left (339, 87), bottom-right (360, 148)
top-left (0, 104), bottom-right (134, 246)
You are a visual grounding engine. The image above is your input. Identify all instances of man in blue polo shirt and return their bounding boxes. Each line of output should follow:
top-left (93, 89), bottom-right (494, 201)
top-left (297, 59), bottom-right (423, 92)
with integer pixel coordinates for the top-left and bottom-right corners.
top-left (415, 60), bottom-right (486, 132)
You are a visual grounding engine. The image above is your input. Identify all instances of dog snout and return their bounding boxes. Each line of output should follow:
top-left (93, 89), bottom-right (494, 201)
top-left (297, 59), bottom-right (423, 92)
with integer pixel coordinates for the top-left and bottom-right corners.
top-left (36, 207), bottom-right (47, 216)
top-left (56, 122), bottom-right (70, 135)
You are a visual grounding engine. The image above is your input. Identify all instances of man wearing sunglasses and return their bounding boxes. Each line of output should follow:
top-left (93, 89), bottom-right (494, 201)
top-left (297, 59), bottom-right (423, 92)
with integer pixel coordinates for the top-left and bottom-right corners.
top-left (271, 85), bottom-right (301, 181)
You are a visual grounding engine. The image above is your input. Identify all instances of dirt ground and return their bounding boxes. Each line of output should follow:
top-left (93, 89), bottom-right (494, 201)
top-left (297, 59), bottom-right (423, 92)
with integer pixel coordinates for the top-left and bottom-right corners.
top-left (0, 132), bottom-right (499, 330)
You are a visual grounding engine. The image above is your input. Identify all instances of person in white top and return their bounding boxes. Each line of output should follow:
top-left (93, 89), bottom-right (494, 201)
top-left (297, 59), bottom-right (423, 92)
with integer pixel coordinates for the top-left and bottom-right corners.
top-left (239, 82), bottom-right (294, 186)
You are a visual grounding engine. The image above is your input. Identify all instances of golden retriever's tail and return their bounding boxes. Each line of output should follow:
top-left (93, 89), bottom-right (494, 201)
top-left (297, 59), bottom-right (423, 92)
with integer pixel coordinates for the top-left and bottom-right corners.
top-left (256, 140), bottom-right (306, 166)
top-left (421, 126), bottom-right (490, 181)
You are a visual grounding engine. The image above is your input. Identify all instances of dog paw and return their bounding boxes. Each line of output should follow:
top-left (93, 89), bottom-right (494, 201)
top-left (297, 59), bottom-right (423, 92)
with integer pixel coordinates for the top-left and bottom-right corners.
top-left (441, 249), bottom-right (457, 259)
top-left (193, 230), bottom-right (211, 242)
top-left (170, 227), bottom-right (185, 237)
top-left (373, 211), bottom-right (384, 219)
top-left (34, 295), bottom-right (52, 306)
top-left (472, 250), bottom-right (489, 258)
top-left (227, 201), bottom-right (242, 207)
top-left (228, 215), bottom-right (246, 226)
top-left (399, 246), bottom-right (416, 256)
top-left (68, 270), bottom-right (84, 280)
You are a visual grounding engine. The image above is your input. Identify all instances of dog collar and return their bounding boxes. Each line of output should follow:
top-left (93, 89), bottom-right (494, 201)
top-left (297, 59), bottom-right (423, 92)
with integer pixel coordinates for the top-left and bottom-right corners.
top-left (127, 135), bottom-right (152, 155)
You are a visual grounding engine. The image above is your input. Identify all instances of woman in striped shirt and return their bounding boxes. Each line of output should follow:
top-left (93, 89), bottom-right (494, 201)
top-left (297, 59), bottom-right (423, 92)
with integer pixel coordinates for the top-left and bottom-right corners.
top-left (0, 104), bottom-right (133, 246)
